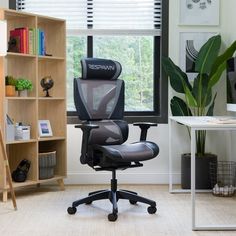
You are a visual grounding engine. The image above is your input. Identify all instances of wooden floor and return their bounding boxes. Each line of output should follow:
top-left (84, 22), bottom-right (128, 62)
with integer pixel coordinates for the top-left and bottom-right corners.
top-left (0, 185), bottom-right (236, 236)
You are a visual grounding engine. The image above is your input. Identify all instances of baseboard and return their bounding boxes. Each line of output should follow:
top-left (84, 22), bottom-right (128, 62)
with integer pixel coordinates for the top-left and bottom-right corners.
top-left (65, 172), bottom-right (181, 185)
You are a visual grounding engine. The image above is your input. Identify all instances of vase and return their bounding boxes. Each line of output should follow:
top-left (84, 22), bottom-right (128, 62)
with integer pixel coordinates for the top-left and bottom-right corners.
top-left (19, 90), bottom-right (28, 97)
top-left (181, 153), bottom-right (217, 189)
top-left (5, 85), bottom-right (16, 97)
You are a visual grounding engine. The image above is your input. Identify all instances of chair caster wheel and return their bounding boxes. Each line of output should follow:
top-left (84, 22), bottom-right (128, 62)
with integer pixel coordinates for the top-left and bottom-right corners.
top-left (108, 213), bottom-right (118, 222)
top-left (67, 206), bottom-right (77, 215)
top-left (129, 200), bottom-right (137, 205)
top-left (85, 201), bottom-right (92, 205)
top-left (147, 206), bottom-right (157, 214)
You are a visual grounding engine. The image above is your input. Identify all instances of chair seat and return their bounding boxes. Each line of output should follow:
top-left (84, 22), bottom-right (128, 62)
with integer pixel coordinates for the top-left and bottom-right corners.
top-left (94, 141), bottom-right (159, 162)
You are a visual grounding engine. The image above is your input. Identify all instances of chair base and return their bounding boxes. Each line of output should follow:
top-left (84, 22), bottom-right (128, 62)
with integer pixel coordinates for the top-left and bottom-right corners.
top-left (67, 170), bottom-right (157, 221)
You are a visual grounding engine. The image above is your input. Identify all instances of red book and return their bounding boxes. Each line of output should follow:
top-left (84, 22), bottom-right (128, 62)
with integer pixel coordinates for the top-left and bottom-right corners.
top-left (15, 27), bottom-right (28, 53)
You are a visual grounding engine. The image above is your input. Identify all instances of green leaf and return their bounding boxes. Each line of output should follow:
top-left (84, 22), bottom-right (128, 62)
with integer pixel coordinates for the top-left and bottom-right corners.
top-left (184, 84), bottom-right (198, 107)
top-left (170, 96), bottom-right (192, 116)
top-left (208, 62), bottom-right (226, 89)
top-left (206, 93), bottom-right (217, 116)
top-left (210, 40), bottom-right (236, 77)
top-left (192, 74), bottom-right (212, 107)
top-left (162, 56), bottom-right (192, 93)
top-left (195, 35), bottom-right (221, 75)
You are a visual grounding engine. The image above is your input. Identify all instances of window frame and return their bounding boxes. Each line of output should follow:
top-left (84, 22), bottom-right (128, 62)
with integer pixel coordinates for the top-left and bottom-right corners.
top-left (67, 0), bottom-right (169, 124)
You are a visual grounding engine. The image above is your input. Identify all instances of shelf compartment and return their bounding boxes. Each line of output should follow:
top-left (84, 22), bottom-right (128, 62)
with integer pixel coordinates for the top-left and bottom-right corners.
top-left (7, 99), bottom-right (37, 139)
top-left (37, 17), bottom-right (65, 58)
top-left (38, 59), bottom-right (66, 97)
top-left (38, 100), bottom-right (66, 137)
top-left (6, 56), bottom-right (37, 97)
top-left (5, 10), bottom-right (36, 31)
top-left (7, 142), bottom-right (38, 181)
top-left (39, 140), bottom-right (66, 178)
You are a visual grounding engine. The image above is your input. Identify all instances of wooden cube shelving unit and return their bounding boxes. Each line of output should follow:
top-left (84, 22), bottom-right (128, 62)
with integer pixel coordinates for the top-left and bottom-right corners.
top-left (0, 9), bottom-right (67, 202)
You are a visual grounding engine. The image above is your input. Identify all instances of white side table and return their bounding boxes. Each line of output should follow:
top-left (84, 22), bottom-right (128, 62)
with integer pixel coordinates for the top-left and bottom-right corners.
top-left (169, 116), bottom-right (236, 231)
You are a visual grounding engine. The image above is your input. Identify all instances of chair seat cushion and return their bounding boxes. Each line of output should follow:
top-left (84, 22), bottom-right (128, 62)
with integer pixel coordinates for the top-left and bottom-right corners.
top-left (93, 141), bottom-right (159, 162)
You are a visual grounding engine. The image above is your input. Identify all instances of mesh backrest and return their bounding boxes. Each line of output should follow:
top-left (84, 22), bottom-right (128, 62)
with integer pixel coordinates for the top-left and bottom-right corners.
top-left (74, 78), bottom-right (124, 120)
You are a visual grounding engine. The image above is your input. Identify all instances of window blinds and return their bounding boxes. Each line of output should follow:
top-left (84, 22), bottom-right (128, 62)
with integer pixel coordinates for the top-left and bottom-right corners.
top-left (17, 0), bottom-right (161, 34)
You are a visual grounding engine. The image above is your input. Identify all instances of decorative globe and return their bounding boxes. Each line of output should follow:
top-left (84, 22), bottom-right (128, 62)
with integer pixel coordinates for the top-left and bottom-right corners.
top-left (40, 76), bottom-right (54, 97)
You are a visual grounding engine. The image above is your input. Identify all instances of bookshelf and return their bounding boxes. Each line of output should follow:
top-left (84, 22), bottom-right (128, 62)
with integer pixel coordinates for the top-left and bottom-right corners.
top-left (0, 9), bottom-right (67, 202)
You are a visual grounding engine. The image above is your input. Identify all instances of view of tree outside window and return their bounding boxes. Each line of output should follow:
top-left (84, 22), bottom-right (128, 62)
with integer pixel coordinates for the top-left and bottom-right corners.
top-left (67, 36), bottom-right (86, 111)
top-left (67, 36), bottom-right (154, 112)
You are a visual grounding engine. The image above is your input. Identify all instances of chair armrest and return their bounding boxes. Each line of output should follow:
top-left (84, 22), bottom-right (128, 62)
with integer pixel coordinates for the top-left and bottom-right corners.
top-left (133, 122), bottom-right (157, 141)
top-left (75, 123), bottom-right (99, 164)
top-left (75, 124), bottom-right (99, 131)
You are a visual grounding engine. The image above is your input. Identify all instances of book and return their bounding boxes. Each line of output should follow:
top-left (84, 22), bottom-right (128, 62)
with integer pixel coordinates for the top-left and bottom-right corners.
top-left (29, 28), bottom-right (33, 54)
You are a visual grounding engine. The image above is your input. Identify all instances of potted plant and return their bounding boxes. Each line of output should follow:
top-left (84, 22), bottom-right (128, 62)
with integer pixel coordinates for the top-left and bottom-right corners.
top-left (5, 75), bottom-right (16, 97)
top-left (162, 35), bottom-right (236, 189)
top-left (15, 77), bottom-right (33, 97)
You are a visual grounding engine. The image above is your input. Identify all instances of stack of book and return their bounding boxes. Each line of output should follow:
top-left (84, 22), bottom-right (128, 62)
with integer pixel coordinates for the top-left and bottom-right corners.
top-left (9, 27), bottom-right (46, 55)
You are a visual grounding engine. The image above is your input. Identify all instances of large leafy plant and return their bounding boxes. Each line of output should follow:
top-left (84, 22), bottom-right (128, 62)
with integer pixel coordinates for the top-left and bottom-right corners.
top-left (162, 35), bottom-right (236, 156)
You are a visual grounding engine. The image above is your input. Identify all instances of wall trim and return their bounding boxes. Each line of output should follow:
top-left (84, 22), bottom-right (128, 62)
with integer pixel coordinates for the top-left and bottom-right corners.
top-left (64, 172), bottom-right (180, 185)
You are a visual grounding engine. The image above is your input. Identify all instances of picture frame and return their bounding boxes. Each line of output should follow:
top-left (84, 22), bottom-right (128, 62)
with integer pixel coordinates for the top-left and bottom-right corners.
top-left (179, 0), bottom-right (220, 26)
top-left (179, 32), bottom-right (217, 80)
top-left (38, 120), bottom-right (53, 137)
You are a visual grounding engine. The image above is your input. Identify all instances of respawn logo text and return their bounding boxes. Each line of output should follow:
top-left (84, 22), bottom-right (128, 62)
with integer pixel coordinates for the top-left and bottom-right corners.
top-left (88, 64), bottom-right (115, 71)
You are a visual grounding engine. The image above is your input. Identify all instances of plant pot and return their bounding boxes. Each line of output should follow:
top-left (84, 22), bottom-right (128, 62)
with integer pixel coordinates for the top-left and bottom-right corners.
top-left (5, 85), bottom-right (16, 97)
top-left (18, 90), bottom-right (28, 97)
top-left (181, 153), bottom-right (217, 189)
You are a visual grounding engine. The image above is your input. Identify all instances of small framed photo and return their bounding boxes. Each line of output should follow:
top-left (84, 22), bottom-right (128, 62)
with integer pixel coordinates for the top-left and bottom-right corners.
top-left (179, 0), bottom-right (220, 26)
top-left (38, 120), bottom-right (53, 137)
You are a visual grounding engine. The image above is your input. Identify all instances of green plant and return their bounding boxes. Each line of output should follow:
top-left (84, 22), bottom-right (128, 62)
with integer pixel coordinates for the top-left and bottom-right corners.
top-left (15, 78), bottom-right (33, 91)
top-left (5, 75), bottom-right (16, 86)
top-left (162, 35), bottom-right (236, 156)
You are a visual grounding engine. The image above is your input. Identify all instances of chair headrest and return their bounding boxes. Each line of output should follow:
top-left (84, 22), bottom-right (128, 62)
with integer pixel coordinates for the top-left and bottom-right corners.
top-left (81, 58), bottom-right (122, 80)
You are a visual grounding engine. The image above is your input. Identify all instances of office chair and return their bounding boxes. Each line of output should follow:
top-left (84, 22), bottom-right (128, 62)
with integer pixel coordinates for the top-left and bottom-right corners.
top-left (67, 58), bottom-right (159, 221)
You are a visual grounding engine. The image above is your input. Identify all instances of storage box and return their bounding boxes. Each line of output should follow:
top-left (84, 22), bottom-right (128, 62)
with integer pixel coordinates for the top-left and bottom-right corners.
top-left (39, 151), bottom-right (56, 180)
top-left (15, 125), bottom-right (30, 140)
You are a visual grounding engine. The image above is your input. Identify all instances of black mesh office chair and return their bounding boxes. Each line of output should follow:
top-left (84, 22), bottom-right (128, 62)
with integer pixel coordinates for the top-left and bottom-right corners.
top-left (67, 58), bottom-right (159, 221)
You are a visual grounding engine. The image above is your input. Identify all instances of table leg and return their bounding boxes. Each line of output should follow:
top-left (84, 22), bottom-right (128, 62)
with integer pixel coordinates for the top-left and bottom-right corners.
top-left (191, 128), bottom-right (196, 230)
top-left (169, 118), bottom-right (173, 192)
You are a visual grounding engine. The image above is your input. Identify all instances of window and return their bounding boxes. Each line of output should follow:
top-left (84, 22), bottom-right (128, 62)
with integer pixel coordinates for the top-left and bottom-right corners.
top-left (14, 0), bottom-right (168, 123)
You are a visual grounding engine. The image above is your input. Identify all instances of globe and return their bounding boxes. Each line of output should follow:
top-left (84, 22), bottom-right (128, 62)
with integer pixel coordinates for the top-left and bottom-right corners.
top-left (40, 76), bottom-right (54, 97)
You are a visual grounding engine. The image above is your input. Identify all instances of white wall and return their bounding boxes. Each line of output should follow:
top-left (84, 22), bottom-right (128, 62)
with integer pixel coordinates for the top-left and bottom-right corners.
top-left (66, 0), bottom-right (236, 184)
top-left (0, 0), bottom-right (8, 8)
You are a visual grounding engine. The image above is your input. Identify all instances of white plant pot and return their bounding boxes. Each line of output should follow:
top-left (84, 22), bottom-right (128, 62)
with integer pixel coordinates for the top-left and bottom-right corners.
top-left (19, 90), bottom-right (28, 97)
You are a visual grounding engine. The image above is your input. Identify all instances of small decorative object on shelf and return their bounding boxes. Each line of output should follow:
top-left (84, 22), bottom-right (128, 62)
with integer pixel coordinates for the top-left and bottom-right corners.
top-left (12, 159), bottom-right (31, 182)
top-left (15, 122), bottom-right (30, 140)
top-left (7, 36), bottom-right (20, 53)
top-left (5, 75), bottom-right (16, 96)
top-left (15, 77), bottom-right (33, 97)
top-left (40, 76), bottom-right (54, 97)
top-left (38, 120), bottom-right (53, 137)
